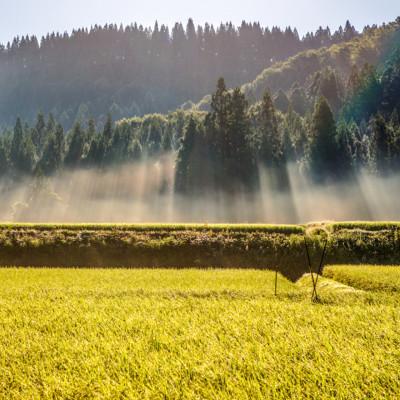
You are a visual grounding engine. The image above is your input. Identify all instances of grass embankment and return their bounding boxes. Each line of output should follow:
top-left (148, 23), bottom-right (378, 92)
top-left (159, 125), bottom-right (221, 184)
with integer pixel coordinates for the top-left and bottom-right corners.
top-left (324, 265), bottom-right (400, 292)
top-left (0, 223), bottom-right (304, 233)
top-left (0, 223), bottom-right (307, 279)
top-left (0, 222), bottom-right (400, 279)
top-left (0, 268), bottom-right (399, 399)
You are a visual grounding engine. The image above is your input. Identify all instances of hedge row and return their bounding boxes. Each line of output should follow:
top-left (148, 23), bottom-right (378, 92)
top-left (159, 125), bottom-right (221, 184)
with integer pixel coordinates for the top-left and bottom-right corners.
top-left (0, 223), bottom-right (399, 280)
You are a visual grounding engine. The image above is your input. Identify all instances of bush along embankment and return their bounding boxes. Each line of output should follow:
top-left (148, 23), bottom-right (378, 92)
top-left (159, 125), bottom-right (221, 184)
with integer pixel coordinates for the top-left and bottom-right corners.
top-left (0, 223), bottom-right (399, 280)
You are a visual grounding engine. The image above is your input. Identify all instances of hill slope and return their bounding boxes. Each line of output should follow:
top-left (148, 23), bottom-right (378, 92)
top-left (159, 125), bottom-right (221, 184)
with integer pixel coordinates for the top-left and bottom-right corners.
top-left (0, 20), bottom-right (361, 128)
top-left (194, 19), bottom-right (400, 111)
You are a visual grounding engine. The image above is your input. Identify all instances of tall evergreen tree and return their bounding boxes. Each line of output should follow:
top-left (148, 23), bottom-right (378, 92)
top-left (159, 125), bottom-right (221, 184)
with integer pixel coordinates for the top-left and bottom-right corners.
top-left (10, 118), bottom-right (24, 167)
top-left (64, 123), bottom-right (85, 167)
top-left (31, 112), bottom-right (46, 155)
top-left (370, 113), bottom-right (391, 173)
top-left (36, 134), bottom-right (62, 175)
top-left (9, 118), bottom-right (35, 175)
top-left (274, 90), bottom-right (290, 113)
top-left (257, 91), bottom-right (283, 166)
top-left (346, 65), bottom-right (361, 98)
top-left (205, 78), bottom-right (231, 189)
top-left (205, 79), bottom-right (256, 192)
top-left (54, 123), bottom-right (65, 159)
top-left (309, 96), bottom-right (340, 181)
top-left (85, 136), bottom-right (104, 167)
top-left (103, 113), bottom-right (114, 144)
top-left (175, 117), bottom-right (198, 194)
top-left (87, 118), bottom-right (97, 141)
top-left (0, 141), bottom-right (9, 176)
top-left (175, 116), bottom-right (210, 195)
top-left (227, 88), bottom-right (257, 190)
top-left (46, 113), bottom-right (56, 137)
top-left (290, 85), bottom-right (308, 116)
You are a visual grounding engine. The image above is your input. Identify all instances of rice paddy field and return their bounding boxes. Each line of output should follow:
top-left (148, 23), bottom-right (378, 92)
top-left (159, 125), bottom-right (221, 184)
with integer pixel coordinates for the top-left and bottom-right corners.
top-left (324, 265), bottom-right (400, 292)
top-left (0, 267), bottom-right (399, 399)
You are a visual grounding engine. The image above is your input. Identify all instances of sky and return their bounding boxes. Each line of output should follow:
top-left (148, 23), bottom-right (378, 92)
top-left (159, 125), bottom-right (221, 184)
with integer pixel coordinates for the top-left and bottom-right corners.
top-left (1, 0), bottom-right (399, 44)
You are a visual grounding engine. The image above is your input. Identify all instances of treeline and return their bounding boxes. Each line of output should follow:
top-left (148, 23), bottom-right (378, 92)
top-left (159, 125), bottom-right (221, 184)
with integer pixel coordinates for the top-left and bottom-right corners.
top-left (0, 19), bottom-right (360, 127)
top-left (175, 84), bottom-right (400, 193)
top-left (194, 19), bottom-right (400, 113)
top-left (0, 31), bottom-right (398, 190)
top-left (175, 40), bottom-right (400, 192)
top-left (0, 111), bottom-right (192, 178)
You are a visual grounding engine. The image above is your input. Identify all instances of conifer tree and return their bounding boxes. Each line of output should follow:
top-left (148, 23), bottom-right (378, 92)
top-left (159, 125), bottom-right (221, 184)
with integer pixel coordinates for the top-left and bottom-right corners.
top-left (36, 134), bottom-right (61, 175)
top-left (85, 137), bottom-right (103, 167)
top-left (346, 65), bottom-right (361, 98)
top-left (87, 118), bottom-right (97, 140)
top-left (205, 79), bottom-right (257, 191)
top-left (103, 113), bottom-right (113, 144)
top-left (46, 113), bottom-right (56, 137)
top-left (370, 113), bottom-right (391, 173)
top-left (290, 85), bottom-right (308, 116)
top-left (258, 91), bottom-right (283, 166)
top-left (0, 141), bottom-right (8, 176)
top-left (54, 124), bottom-right (65, 159)
top-left (64, 123), bottom-right (85, 167)
top-left (309, 96), bottom-right (340, 181)
top-left (31, 112), bottom-right (46, 154)
top-left (228, 88), bottom-right (258, 191)
top-left (274, 90), bottom-right (290, 113)
top-left (175, 117), bottom-right (197, 194)
top-left (10, 118), bottom-right (24, 167)
top-left (129, 140), bottom-right (142, 161)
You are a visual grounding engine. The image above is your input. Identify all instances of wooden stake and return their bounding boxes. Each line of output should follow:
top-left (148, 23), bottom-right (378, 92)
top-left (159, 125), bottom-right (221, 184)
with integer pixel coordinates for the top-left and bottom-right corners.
top-left (304, 236), bottom-right (329, 302)
top-left (304, 237), bottom-right (317, 300)
top-left (313, 238), bottom-right (328, 297)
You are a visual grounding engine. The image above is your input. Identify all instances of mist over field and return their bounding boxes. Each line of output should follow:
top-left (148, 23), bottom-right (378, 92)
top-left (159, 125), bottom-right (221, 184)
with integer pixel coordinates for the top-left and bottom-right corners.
top-left (1, 157), bottom-right (399, 223)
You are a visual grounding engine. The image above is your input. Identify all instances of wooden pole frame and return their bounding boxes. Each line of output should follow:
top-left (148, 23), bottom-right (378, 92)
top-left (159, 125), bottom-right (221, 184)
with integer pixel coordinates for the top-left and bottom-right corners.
top-left (304, 236), bottom-right (328, 302)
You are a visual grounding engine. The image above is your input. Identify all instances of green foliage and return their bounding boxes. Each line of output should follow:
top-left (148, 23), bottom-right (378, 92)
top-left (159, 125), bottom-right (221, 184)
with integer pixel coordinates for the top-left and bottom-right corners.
top-left (309, 97), bottom-right (340, 181)
top-left (330, 221), bottom-right (400, 231)
top-left (1, 20), bottom-right (400, 189)
top-left (273, 89), bottom-right (290, 113)
top-left (196, 20), bottom-right (398, 111)
top-left (0, 221), bottom-right (400, 281)
top-left (255, 91), bottom-right (283, 165)
top-left (370, 113), bottom-right (391, 172)
top-left (289, 84), bottom-right (308, 116)
top-left (175, 116), bottom-right (201, 194)
top-left (209, 81), bottom-right (254, 191)
top-left (342, 63), bottom-right (382, 122)
top-left (0, 223), bottom-right (305, 233)
top-left (10, 118), bottom-right (35, 175)
top-left (282, 107), bottom-right (308, 161)
top-left (0, 139), bottom-right (9, 176)
top-left (36, 123), bottom-right (64, 175)
top-left (0, 20), bottom-right (359, 128)
top-left (31, 112), bottom-right (46, 156)
top-left (64, 122), bottom-right (85, 168)
top-left (309, 68), bottom-right (342, 113)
